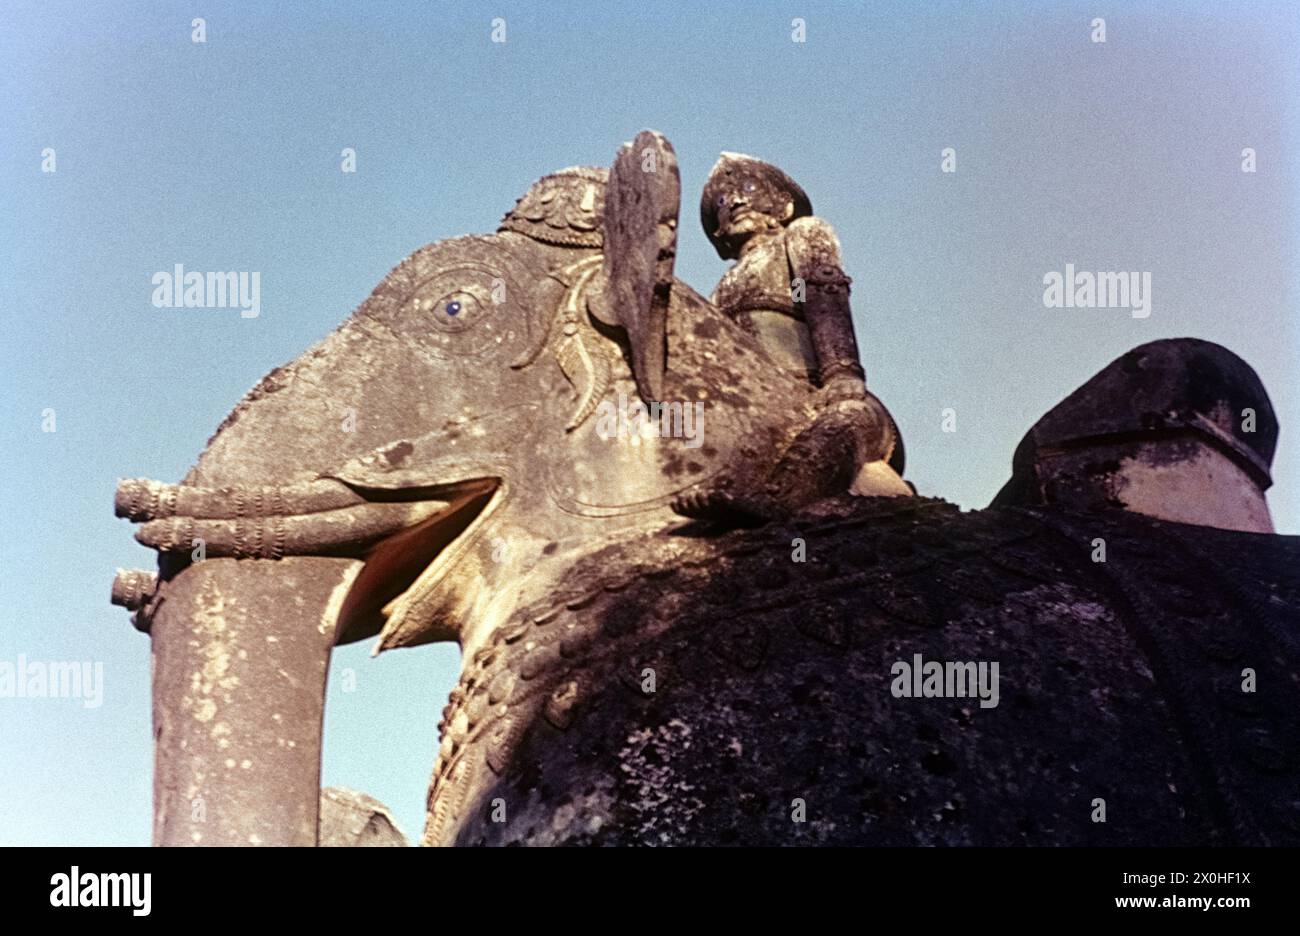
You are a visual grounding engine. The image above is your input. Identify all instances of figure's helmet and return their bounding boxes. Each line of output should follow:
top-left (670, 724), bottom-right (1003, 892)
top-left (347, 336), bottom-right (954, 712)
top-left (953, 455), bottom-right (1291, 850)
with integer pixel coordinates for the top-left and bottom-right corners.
top-left (499, 166), bottom-right (608, 247)
top-left (700, 152), bottom-right (812, 260)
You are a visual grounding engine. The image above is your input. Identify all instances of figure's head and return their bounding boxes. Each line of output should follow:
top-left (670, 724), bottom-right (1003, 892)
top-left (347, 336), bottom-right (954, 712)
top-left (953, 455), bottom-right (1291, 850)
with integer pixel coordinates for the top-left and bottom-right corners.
top-left (700, 152), bottom-right (812, 260)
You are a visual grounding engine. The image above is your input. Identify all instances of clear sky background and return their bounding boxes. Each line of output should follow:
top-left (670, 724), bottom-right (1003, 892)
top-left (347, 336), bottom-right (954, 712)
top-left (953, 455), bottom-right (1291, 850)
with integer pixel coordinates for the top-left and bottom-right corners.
top-left (2, 1), bottom-right (1297, 845)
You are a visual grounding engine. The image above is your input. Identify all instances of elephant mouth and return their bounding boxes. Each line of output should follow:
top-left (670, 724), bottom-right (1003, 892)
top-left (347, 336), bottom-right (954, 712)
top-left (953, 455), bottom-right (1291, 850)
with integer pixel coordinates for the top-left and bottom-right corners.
top-left (334, 477), bottom-right (502, 647)
top-left (115, 471), bottom-right (504, 646)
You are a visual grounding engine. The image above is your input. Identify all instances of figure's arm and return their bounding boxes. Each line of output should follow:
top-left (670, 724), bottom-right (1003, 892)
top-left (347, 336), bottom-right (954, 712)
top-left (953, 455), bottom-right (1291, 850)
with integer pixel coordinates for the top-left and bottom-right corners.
top-left (785, 216), bottom-right (864, 396)
top-left (787, 216), bottom-right (908, 485)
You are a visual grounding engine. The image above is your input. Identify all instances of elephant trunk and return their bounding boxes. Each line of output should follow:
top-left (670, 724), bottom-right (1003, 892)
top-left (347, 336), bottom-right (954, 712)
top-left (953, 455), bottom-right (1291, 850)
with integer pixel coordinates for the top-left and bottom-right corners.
top-left (115, 477), bottom-right (366, 521)
top-left (149, 555), bottom-right (358, 846)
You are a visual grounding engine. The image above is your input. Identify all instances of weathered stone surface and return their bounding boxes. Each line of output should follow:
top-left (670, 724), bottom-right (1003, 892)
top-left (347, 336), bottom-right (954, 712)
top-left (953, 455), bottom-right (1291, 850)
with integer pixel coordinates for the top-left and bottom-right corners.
top-left (429, 498), bottom-right (1300, 846)
top-left (994, 338), bottom-right (1277, 532)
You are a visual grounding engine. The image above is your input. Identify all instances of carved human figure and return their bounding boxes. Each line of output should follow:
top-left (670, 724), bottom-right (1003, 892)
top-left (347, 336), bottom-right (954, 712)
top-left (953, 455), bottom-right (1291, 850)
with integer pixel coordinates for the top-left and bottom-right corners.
top-left (697, 152), bottom-right (909, 504)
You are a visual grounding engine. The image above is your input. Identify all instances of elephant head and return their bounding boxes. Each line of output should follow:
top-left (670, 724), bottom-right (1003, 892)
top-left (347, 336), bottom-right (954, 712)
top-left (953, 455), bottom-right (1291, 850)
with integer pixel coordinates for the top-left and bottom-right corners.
top-left (113, 132), bottom-right (904, 845)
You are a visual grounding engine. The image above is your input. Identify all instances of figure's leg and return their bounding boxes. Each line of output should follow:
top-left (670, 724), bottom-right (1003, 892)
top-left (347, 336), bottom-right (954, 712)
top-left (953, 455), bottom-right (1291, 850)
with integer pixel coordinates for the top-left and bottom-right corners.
top-left (673, 393), bottom-right (905, 523)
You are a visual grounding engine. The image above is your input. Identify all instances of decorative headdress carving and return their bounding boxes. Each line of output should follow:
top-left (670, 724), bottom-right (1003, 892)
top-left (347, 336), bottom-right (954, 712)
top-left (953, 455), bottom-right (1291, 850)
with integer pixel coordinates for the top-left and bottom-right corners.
top-left (499, 166), bottom-right (609, 247)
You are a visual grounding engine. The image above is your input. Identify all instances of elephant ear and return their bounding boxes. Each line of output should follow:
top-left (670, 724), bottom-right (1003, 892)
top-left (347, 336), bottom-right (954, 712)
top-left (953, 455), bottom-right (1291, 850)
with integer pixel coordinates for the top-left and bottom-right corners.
top-left (596, 129), bottom-right (680, 404)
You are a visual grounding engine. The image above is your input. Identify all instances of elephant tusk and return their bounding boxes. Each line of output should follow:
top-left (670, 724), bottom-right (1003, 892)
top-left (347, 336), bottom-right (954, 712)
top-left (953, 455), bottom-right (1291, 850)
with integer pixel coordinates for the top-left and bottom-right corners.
top-left (115, 477), bottom-right (366, 522)
top-left (134, 500), bottom-right (449, 559)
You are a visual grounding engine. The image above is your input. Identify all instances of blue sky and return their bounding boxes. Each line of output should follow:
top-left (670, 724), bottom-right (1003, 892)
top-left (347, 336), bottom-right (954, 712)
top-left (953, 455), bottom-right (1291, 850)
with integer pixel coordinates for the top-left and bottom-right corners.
top-left (2, 0), bottom-right (1297, 844)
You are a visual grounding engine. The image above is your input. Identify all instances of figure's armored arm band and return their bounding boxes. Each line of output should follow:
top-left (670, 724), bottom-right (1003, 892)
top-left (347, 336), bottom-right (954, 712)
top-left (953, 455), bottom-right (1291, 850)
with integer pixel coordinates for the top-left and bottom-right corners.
top-left (786, 217), bottom-right (866, 392)
top-left (802, 263), bottom-right (864, 388)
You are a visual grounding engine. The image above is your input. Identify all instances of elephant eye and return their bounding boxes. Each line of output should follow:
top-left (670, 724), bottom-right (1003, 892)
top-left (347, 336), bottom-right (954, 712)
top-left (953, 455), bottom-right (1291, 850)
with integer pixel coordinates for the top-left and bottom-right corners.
top-left (397, 262), bottom-right (514, 358)
top-left (422, 288), bottom-right (484, 333)
top-left (716, 195), bottom-right (726, 207)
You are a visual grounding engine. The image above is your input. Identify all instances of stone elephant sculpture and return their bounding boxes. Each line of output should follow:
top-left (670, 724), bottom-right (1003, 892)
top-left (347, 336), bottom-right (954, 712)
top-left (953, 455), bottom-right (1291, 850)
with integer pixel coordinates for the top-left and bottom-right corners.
top-left (113, 132), bottom-right (1300, 846)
